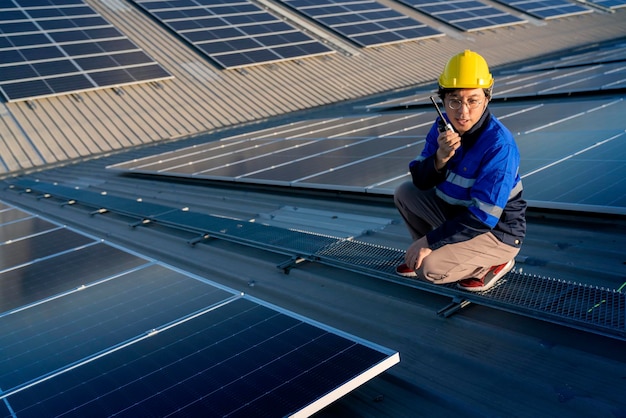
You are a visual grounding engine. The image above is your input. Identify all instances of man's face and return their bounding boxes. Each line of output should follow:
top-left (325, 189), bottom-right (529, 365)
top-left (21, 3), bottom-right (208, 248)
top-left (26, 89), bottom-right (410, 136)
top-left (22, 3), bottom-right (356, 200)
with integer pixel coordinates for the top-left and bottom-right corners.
top-left (444, 88), bottom-right (488, 135)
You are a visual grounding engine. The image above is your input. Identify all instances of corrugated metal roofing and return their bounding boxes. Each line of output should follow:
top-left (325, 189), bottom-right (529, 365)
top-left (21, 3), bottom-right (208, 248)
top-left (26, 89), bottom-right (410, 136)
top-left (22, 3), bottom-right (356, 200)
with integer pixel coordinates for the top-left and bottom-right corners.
top-left (0, 1), bottom-right (624, 175)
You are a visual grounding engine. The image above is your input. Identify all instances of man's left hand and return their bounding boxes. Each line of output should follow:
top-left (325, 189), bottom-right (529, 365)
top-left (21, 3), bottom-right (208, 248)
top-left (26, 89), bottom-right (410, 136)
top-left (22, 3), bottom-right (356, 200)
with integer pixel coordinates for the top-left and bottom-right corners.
top-left (405, 236), bottom-right (432, 271)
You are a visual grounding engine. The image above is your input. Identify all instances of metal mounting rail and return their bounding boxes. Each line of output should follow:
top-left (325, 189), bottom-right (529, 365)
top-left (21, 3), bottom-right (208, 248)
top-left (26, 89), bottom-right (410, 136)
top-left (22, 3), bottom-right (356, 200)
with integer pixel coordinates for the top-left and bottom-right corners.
top-left (7, 178), bottom-right (625, 341)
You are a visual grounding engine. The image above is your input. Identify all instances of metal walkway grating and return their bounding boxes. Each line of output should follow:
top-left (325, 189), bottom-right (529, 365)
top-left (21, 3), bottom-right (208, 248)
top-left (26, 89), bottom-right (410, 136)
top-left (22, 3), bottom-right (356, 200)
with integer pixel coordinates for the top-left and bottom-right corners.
top-left (314, 238), bottom-right (626, 339)
top-left (6, 178), bottom-right (626, 341)
top-left (459, 273), bottom-right (624, 338)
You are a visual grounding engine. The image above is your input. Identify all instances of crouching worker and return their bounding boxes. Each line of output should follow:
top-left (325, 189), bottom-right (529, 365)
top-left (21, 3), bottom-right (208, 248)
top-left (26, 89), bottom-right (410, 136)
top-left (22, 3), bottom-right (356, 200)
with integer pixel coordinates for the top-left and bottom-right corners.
top-left (394, 50), bottom-right (527, 291)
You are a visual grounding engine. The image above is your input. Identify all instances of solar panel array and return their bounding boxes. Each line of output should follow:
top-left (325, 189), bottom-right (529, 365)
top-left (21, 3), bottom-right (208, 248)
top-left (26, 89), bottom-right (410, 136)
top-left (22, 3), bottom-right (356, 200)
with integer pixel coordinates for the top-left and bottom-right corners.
top-left (280, 0), bottom-right (442, 47)
top-left (0, 0), bottom-right (172, 102)
top-left (364, 59), bottom-right (626, 110)
top-left (109, 112), bottom-right (432, 184)
top-left (110, 95), bottom-right (626, 214)
top-left (130, 0), bottom-right (334, 69)
top-left (394, 0), bottom-right (527, 31)
top-left (0, 202), bottom-right (399, 417)
top-left (507, 41), bottom-right (626, 71)
top-left (494, 0), bottom-right (593, 19)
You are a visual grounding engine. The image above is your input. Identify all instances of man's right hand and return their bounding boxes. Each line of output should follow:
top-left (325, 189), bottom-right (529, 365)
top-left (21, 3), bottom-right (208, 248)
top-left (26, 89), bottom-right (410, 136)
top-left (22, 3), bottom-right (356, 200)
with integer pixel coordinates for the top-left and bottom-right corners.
top-left (435, 130), bottom-right (461, 170)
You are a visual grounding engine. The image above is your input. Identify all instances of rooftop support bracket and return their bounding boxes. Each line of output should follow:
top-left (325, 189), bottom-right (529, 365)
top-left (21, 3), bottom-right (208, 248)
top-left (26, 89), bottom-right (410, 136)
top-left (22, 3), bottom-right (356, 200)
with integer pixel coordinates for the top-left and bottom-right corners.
top-left (89, 208), bottom-right (108, 217)
top-left (277, 255), bottom-right (309, 275)
top-left (129, 218), bottom-right (152, 229)
top-left (188, 232), bottom-right (212, 246)
top-left (437, 296), bottom-right (472, 318)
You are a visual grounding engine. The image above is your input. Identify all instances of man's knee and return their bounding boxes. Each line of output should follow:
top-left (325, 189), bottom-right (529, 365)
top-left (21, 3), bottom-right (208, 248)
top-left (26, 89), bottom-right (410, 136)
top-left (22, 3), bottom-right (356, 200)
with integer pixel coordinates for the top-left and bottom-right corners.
top-left (420, 256), bottom-right (447, 283)
top-left (394, 181), bottom-right (415, 207)
top-left (421, 255), bottom-right (480, 284)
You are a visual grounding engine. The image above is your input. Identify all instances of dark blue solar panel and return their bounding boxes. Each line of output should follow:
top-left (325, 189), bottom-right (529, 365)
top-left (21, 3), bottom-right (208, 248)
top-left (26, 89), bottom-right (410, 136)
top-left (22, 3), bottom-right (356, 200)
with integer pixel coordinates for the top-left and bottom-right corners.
top-left (493, 0), bottom-right (593, 19)
top-left (46, 73), bottom-right (96, 91)
top-left (129, 0), bottom-right (334, 69)
top-left (32, 59), bottom-right (79, 76)
top-left (0, 0), bottom-right (172, 102)
top-left (1, 80), bottom-right (52, 100)
top-left (0, 242), bottom-right (147, 314)
top-left (281, 0), bottom-right (442, 47)
top-left (586, 0), bottom-right (626, 8)
top-left (3, 64), bottom-right (39, 81)
top-left (2, 296), bottom-right (395, 417)
top-left (126, 64), bottom-right (172, 80)
top-left (0, 227), bottom-right (95, 271)
top-left (6, 33), bottom-right (49, 47)
top-left (20, 46), bottom-right (65, 61)
top-left (396, 0), bottom-right (527, 31)
top-left (0, 205), bottom-right (399, 416)
top-left (88, 68), bottom-right (134, 85)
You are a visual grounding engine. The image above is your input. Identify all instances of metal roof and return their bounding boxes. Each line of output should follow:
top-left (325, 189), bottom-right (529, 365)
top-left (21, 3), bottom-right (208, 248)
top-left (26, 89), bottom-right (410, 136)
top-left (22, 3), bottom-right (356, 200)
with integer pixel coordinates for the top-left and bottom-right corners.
top-left (0, 1), bottom-right (624, 175)
top-left (1, 147), bottom-right (625, 415)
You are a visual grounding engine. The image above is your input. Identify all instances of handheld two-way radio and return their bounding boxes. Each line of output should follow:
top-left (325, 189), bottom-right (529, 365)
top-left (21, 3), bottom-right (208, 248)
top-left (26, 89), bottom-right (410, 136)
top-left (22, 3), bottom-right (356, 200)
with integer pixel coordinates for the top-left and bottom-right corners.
top-left (429, 96), bottom-right (454, 133)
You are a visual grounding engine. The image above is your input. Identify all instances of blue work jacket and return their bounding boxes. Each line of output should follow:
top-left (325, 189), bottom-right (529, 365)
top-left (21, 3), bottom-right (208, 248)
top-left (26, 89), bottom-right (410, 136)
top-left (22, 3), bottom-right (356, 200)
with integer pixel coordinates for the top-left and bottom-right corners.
top-left (409, 109), bottom-right (526, 250)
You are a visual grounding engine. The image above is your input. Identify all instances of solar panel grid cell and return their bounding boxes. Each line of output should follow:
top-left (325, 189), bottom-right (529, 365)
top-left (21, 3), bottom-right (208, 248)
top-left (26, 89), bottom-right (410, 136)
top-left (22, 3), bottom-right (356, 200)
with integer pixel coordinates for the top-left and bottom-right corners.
top-left (0, 216), bottom-right (55, 242)
top-left (0, 245), bottom-right (146, 315)
top-left (0, 79), bottom-right (50, 99)
top-left (75, 56), bottom-right (115, 71)
top-left (46, 72), bottom-right (94, 90)
top-left (0, 207), bottom-right (31, 224)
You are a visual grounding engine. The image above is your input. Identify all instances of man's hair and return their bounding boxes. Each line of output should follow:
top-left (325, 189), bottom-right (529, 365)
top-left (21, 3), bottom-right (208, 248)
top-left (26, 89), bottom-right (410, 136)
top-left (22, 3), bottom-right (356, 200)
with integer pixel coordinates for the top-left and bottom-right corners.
top-left (437, 87), bottom-right (493, 101)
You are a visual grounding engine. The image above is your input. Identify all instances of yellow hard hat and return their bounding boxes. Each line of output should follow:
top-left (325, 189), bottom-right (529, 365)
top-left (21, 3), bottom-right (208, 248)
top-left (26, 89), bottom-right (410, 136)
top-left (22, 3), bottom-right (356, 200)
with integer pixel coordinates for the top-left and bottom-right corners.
top-left (438, 50), bottom-right (494, 89)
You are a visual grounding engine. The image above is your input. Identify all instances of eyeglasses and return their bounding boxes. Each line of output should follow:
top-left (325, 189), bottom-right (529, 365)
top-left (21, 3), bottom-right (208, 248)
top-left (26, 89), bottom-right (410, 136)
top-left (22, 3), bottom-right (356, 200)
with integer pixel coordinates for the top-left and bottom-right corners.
top-left (446, 98), bottom-right (484, 110)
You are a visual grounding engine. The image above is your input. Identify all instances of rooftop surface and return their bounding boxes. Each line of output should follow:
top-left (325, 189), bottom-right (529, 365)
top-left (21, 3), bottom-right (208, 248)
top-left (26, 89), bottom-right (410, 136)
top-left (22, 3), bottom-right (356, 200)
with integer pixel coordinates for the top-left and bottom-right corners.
top-left (1, 0), bottom-right (625, 416)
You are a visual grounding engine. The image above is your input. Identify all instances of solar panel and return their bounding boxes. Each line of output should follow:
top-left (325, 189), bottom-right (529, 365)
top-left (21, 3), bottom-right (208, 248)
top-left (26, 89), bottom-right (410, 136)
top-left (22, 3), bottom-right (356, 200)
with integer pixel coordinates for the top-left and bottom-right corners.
top-left (493, 0), bottom-right (593, 19)
top-left (108, 112), bottom-right (432, 176)
top-left (395, 0), bottom-right (527, 31)
top-left (279, 0), bottom-right (442, 47)
top-left (585, 0), bottom-right (626, 9)
top-left (365, 59), bottom-right (626, 110)
top-left (0, 204), bottom-right (399, 416)
top-left (0, 215), bottom-right (55, 245)
top-left (109, 97), bottom-right (626, 213)
top-left (497, 62), bottom-right (626, 96)
top-left (510, 43), bottom-right (626, 71)
top-left (0, 0), bottom-right (172, 102)
top-left (129, 0), bottom-right (334, 69)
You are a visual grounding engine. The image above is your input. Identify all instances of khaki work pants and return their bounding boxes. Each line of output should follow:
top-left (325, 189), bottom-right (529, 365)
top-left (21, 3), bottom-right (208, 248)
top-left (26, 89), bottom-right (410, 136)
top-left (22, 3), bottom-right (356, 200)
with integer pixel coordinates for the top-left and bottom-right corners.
top-left (394, 181), bottom-right (519, 284)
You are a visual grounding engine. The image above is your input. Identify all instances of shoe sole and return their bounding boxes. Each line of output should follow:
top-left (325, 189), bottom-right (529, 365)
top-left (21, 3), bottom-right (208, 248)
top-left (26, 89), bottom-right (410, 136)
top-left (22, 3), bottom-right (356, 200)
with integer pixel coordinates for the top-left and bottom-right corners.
top-left (458, 259), bottom-right (515, 292)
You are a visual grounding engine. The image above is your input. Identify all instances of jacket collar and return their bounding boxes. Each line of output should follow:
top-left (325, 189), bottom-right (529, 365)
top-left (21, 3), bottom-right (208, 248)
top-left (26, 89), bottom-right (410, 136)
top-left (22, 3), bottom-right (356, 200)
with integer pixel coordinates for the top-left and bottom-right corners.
top-left (461, 108), bottom-right (491, 149)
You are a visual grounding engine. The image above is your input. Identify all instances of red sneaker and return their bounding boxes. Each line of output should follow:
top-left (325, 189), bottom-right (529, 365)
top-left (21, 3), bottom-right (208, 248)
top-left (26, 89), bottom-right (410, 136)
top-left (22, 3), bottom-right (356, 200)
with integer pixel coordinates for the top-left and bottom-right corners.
top-left (395, 263), bottom-right (417, 278)
top-left (457, 259), bottom-right (515, 292)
